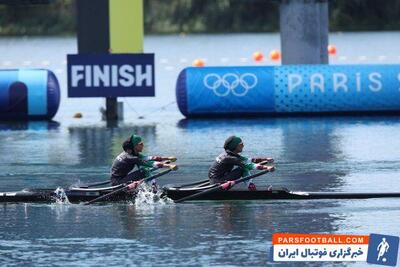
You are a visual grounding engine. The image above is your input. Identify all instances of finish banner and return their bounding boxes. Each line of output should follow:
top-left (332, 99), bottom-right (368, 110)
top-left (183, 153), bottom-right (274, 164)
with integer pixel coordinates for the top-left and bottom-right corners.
top-left (67, 53), bottom-right (155, 97)
top-left (271, 233), bottom-right (399, 266)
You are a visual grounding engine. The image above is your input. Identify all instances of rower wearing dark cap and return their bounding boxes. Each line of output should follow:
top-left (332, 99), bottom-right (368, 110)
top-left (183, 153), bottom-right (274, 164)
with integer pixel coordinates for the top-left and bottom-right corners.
top-left (110, 134), bottom-right (177, 186)
top-left (208, 136), bottom-right (274, 190)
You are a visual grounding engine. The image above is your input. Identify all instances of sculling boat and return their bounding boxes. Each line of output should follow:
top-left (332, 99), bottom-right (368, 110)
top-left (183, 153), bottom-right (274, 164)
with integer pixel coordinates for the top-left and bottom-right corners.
top-left (0, 168), bottom-right (174, 204)
top-left (1, 180), bottom-right (400, 204)
top-left (161, 180), bottom-right (400, 201)
top-left (0, 184), bottom-right (137, 204)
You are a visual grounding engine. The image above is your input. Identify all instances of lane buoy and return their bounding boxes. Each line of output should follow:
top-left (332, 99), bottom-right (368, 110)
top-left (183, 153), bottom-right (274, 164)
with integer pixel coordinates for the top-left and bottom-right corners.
top-left (192, 59), bottom-right (205, 67)
top-left (328, 44), bottom-right (337, 55)
top-left (252, 51), bottom-right (264, 62)
top-left (269, 50), bottom-right (281, 61)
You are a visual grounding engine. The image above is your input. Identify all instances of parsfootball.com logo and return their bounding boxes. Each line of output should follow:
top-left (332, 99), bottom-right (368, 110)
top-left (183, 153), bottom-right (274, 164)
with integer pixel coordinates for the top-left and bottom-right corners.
top-left (203, 73), bottom-right (258, 97)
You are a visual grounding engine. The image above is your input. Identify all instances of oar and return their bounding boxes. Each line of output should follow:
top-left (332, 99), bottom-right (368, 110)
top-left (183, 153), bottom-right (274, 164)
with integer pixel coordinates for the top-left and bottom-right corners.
top-left (82, 180), bottom-right (110, 188)
top-left (174, 168), bottom-right (273, 203)
top-left (170, 160), bottom-right (271, 190)
top-left (83, 168), bottom-right (175, 205)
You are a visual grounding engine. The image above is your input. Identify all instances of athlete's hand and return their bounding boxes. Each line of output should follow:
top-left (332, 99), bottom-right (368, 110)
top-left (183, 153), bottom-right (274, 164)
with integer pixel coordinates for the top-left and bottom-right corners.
top-left (221, 180), bottom-right (235, 190)
top-left (127, 181), bottom-right (142, 190)
top-left (165, 164), bottom-right (178, 171)
top-left (167, 157), bottom-right (177, 162)
top-left (264, 166), bottom-right (275, 172)
top-left (248, 182), bottom-right (257, 191)
top-left (254, 158), bottom-right (274, 164)
top-left (265, 158), bottom-right (274, 163)
top-left (261, 158), bottom-right (274, 164)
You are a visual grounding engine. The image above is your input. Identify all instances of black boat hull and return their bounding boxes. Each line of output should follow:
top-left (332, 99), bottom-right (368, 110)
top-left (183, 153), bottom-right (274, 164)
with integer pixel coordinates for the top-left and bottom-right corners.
top-left (0, 188), bottom-right (136, 204)
top-left (163, 188), bottom-right (400, 201)
top-left (1, 185), bottom-right (400, 204)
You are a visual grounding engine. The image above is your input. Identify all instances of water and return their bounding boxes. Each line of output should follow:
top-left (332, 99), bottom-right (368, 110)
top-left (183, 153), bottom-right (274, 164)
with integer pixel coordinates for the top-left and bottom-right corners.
top-left (1, 33), bottom-right (400, 266)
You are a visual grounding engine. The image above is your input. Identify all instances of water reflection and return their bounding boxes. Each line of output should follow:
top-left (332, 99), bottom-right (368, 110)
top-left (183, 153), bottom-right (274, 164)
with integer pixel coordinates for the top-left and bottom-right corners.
top-left (0, 123), bottom-right (158, 190)
top-left (110, 200), bottom-right (345, 244)
top-left (1, 198), bottom-right (397, 266)
top-left (68, 124), bottom-right (156, 166)
top-left (109, 200), bottom-right (345, 266)
top-left (0, 121), bottom-right (60, 131)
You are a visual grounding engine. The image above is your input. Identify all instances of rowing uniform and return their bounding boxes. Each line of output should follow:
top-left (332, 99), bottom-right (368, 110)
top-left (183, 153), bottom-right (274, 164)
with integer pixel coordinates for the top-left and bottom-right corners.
top-left (208, 151), bottom-right (264, 184)
top-left (110, 152), bottom-right (164, 185)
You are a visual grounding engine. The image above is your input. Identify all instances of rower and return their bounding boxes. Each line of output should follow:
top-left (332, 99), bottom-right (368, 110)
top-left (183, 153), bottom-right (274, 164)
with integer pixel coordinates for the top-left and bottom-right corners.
top-left (110, 134), bottom-right (177, 189)
top-left (208, 136), bottom-right (274, 190)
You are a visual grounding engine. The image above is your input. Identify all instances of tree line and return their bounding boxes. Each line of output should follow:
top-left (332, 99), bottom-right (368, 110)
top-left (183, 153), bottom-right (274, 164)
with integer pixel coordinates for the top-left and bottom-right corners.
top-left (0, 0), bottom-right (399, 35)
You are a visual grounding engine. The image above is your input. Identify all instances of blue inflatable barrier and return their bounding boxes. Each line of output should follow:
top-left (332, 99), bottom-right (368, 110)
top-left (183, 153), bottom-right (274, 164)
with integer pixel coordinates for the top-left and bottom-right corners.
top-left (0, 69), bottom-right (60, 120)
top-left (176, 64), bottom-right (400, 117)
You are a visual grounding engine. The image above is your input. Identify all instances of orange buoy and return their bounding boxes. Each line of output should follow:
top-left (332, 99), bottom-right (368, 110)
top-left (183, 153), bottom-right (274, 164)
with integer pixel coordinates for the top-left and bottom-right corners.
top-left (269, 50), bottom-right (281, 61)
top-left (192, 59), bottom-right (205, 67)
top-left (252, 51), bottom-right (264, 62)
top-left (327, 44), bottom-right (337, 55)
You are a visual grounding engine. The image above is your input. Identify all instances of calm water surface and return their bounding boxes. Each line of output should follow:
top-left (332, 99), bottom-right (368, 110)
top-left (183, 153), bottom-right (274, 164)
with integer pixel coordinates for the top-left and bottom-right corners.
top-left (0, 33), bottom-right (400, 266)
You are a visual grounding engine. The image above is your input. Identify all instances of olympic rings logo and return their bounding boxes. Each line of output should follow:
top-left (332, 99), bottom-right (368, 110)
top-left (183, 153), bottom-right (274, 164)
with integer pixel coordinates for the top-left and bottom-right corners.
top-left (203, 73), bottom-right (258, 97)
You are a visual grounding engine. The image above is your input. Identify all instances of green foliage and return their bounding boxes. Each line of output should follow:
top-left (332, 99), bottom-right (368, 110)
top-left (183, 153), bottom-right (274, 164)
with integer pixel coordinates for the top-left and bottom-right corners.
top-left (0, 0), bottom-right (400, 35)
top-left (329, 0), bottom-right (400, 31)
top-left (143, 0), bottom-right (280, 33)
top-left (0, 0), bottom-right (75, 35)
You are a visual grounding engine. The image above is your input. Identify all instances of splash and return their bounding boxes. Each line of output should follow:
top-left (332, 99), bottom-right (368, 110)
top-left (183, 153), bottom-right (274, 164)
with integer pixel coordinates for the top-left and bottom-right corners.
top-left (134, 183), bottom-right (173, 208)
top-left (53, 187), bottom-right (71, 204)
top-left (70, 179), bottom-right (83, 188)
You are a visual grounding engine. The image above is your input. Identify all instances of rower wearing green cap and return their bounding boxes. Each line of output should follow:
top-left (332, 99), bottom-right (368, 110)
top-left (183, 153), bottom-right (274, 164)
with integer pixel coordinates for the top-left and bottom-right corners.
top-left (208, 136), bottom-right (274, 190)
top-left (110, 134), bottom-right (177, 186)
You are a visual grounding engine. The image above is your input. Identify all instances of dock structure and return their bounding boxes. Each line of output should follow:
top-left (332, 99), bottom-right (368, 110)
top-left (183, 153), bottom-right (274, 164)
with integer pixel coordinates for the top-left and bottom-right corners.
top-left (280, 0), bottom-right (329, 65)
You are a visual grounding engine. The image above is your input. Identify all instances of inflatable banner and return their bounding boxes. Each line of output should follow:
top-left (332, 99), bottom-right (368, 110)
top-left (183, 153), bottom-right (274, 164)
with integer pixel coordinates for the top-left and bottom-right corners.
top-left (176, 65), bottom-right (400, 117)
top-left (0, 69), bottom-right (60, 120)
